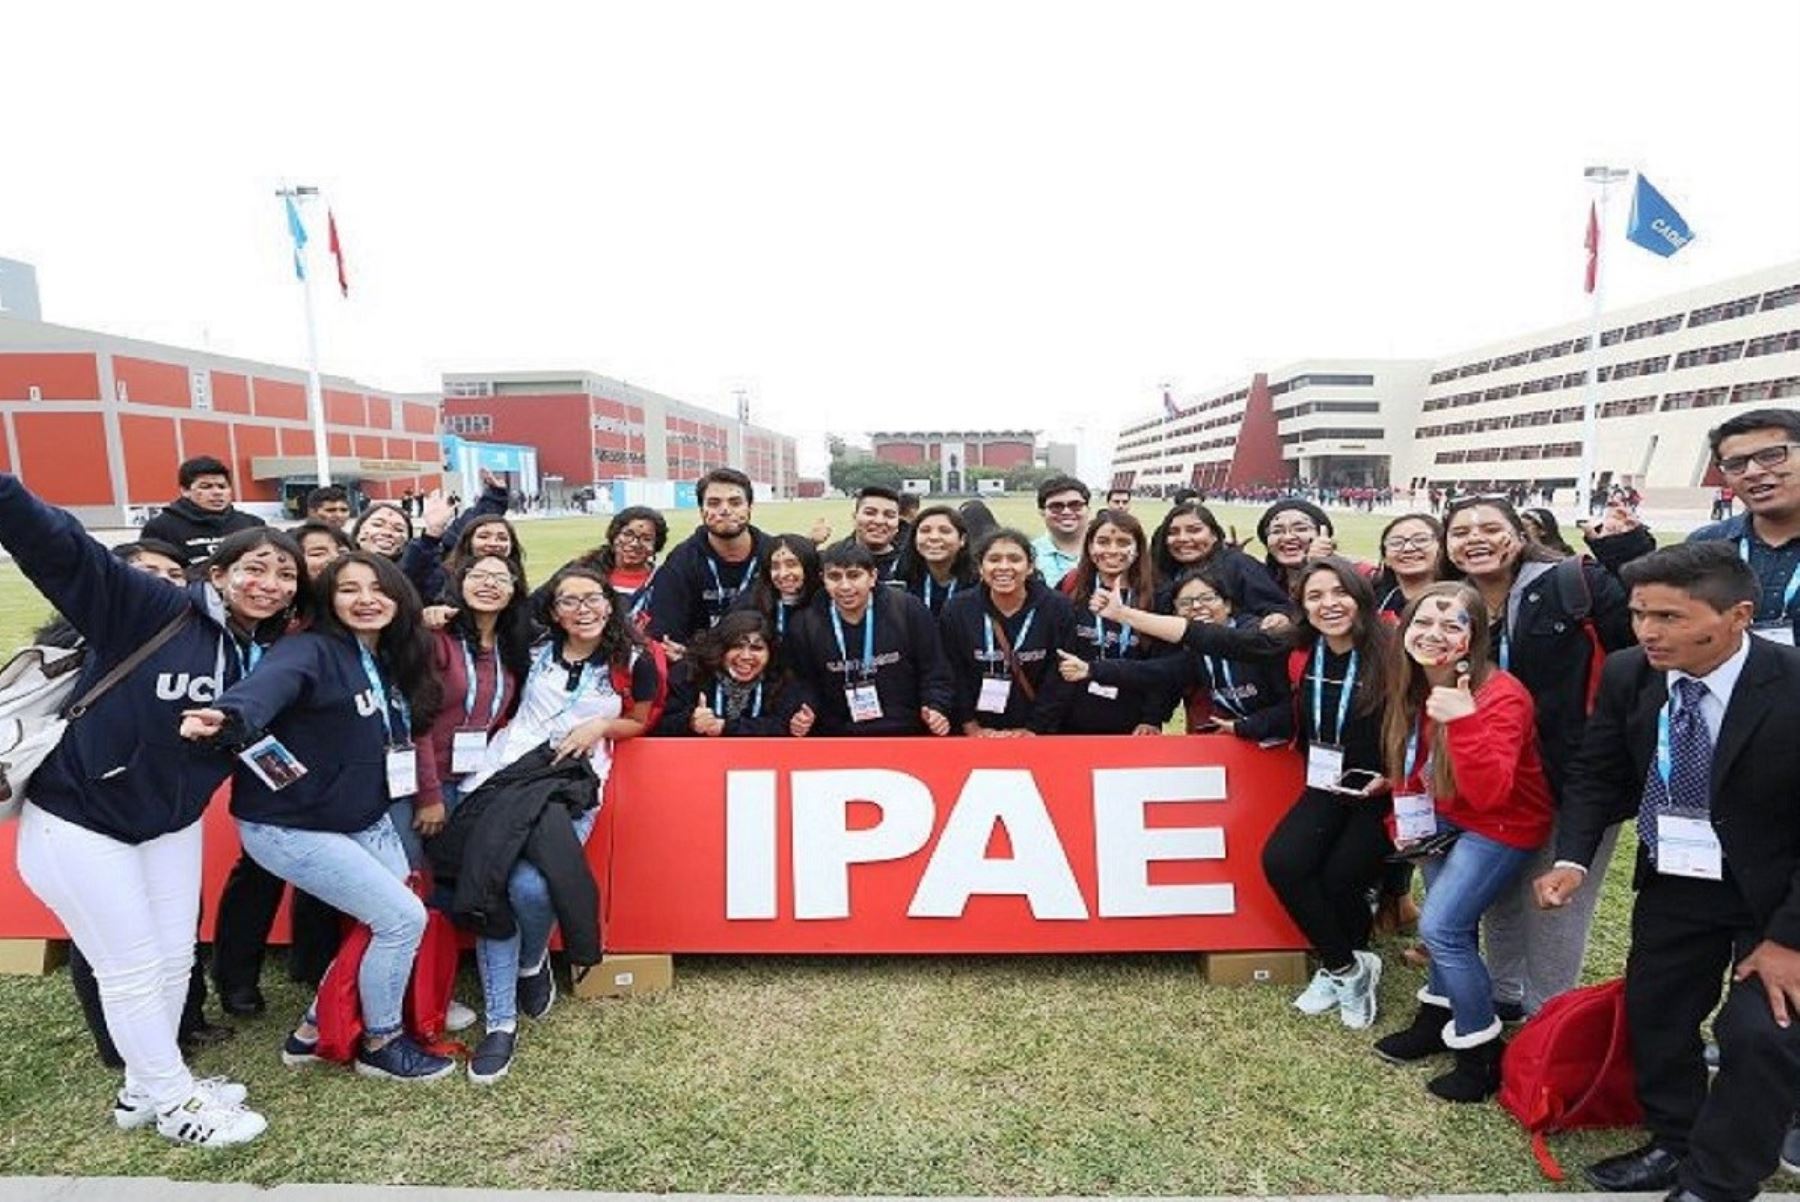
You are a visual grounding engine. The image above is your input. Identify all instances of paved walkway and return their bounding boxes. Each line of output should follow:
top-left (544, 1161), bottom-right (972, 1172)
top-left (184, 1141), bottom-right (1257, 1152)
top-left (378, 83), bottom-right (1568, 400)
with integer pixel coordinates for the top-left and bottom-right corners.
top-left (7, 1185), bottom-right (1800, 1202)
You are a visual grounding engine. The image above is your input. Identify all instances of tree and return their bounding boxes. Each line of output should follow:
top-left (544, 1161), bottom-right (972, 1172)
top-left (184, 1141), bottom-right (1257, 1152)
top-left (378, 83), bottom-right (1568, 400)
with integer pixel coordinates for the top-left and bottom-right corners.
top-left (1005, 464), bottom-right (1063, 493)
top-left (828, 458), bottom-right (905, 496)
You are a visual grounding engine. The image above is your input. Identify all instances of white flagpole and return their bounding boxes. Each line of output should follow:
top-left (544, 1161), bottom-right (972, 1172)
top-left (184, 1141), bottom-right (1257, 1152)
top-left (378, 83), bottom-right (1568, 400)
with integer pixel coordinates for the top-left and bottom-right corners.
top-left (278, 185), bottom-right (331, 487)
top-left (1577, 166), bottom-right (1629, 517)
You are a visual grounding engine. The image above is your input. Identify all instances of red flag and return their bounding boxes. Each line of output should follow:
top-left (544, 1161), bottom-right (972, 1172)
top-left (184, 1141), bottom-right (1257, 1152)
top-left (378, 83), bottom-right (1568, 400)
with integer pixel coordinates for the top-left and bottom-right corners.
top-left (328, 210), bottom-right (349, 298)
top-left (1583, 202), bottom-right (1598, 294)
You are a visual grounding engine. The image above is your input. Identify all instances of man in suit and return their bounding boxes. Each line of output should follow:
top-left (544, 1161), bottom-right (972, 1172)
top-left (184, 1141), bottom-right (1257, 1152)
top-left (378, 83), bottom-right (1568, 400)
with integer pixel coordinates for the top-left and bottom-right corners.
top-left (1535, 540), bottom-right (1800, 1200)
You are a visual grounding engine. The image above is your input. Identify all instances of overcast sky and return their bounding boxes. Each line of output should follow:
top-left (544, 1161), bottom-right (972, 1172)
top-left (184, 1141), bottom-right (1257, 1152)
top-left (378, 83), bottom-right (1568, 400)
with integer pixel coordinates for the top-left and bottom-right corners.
top-left (6, 3), bottom-right (1798, 476)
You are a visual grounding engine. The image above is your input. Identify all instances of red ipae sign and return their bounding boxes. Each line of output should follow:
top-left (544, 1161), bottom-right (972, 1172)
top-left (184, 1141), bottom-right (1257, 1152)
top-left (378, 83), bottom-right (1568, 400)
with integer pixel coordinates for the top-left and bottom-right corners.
top-left (600, 736), bottom-right (1307, 954)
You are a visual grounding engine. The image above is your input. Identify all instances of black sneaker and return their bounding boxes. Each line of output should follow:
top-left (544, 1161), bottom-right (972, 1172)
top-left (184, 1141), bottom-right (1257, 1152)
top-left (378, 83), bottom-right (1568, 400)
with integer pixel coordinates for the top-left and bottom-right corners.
top-left (354, 1034), bottom-right (455, 1083)
top-left (518, 959), bottom-right (557, 1021)
top-left (179, 1018), bottom-right (237, 1052)
top-left (280, 1031), bottom-right (323, 1068)
top-left (468, 1029), bottom-right (517, 1086)
top-left (218, 986), bottom-right (266, 1018)
top-left (1493, 999), bottom-right (1527, 1023)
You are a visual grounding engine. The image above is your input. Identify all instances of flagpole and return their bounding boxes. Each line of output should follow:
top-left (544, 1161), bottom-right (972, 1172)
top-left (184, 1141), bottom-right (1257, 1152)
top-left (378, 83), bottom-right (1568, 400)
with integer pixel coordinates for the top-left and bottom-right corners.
top-left (278, 184), bottom-right (332, 487)
top-left (1577, 165), bottom-right (1629, 517)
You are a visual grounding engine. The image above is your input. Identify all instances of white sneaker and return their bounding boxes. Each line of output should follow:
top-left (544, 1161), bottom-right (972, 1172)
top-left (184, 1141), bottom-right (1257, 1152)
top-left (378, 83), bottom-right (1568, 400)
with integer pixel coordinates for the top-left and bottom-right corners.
top-left (1336, 949), bottom-right (1383, 1030)
top-left (155, 1093), bottom-right (268, 1148)
top-left (115, 1077), bottom-right (249, 1131)
top-left (1292, 969), bottom-right (1340, 1016)
top-left (445, 999), bottom-right (477, 1033)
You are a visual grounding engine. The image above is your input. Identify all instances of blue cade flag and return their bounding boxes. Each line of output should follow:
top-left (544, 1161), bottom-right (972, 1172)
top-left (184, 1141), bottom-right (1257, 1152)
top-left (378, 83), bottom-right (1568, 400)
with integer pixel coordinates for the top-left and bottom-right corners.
top-left (1625, 174), bottom-right (1694, 258)
top-left (284, 195), bottom-right (308, 280)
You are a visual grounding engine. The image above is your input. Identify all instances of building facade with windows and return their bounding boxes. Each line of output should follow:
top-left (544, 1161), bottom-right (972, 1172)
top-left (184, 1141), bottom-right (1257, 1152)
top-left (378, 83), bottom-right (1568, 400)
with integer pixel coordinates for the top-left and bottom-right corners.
top-left (1110, 259), bottom-right (1800, 498)
top-left (0, 315), bottom-right (443, 526)
top-left (441, 371), bottom-right (798, 499)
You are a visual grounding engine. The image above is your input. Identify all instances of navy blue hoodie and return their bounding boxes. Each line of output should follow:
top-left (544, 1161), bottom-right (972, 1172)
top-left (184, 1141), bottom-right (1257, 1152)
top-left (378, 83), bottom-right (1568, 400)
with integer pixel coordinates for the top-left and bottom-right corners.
top-left (0, 475), bottom-right (270, 844)
top-left (646, 524), bottom-right (772, 643)
top-left (938, 580), bottom-right (1080, 733)
top-left (209, 631), bottom-right (400, 833)
top-left (783, 589), bottom-right (953, 736)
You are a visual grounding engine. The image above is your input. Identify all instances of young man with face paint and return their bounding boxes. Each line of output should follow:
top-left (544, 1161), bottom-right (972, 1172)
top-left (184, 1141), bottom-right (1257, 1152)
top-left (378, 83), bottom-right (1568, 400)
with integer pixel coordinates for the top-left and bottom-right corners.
top-left (1371, 583), bottom-right (1550, 1103)
top-left (783, 542), bottom-right (954, 736)
top-left (140, 456), bottom-right (267, 567)
top-left (647, 468), bottom-right (772, 649)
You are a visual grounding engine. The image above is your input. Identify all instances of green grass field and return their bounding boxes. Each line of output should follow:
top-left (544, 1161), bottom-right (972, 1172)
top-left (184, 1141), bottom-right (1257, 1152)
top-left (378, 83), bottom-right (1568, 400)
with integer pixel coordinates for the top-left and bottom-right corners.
top-left (0, 497), bottom-right (1654, 1193)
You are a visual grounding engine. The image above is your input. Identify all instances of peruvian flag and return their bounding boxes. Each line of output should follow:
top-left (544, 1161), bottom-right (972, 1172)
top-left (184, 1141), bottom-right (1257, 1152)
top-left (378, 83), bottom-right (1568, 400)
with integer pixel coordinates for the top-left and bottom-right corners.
top-left (1584, 202), bottom-right (1599, 294)
top-left (328, 210), bottom-right (350, 298)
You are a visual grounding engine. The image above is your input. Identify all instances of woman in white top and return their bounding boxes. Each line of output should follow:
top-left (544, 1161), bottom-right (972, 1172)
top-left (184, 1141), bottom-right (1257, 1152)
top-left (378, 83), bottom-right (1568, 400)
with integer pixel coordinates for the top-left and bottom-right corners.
top-left (460, 565), bottom-right (656, 1084)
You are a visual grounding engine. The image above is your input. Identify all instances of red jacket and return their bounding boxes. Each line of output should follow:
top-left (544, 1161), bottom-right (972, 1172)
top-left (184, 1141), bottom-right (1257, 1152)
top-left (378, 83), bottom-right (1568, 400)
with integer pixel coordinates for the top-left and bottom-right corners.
top-left (1397, 670), bottom-right (1552, 851)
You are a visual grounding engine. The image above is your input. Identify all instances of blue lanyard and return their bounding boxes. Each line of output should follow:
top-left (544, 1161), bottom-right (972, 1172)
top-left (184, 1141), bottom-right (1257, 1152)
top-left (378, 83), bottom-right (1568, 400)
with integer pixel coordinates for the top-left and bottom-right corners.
top-left (830, 598), bottom-right (877, 681)
top-left (460, 638), bottom-right (507, 727)
top-left (1094, 587), bottom-right (1133, 658)
top-left (1403, 720), bottom-right (1428, 788)
top-left (536, 644), bottom-right (597, 726)
top-left (1497, 632), bottom-right (1510, 672)
top-left (924, 576), bottom-right (957, 609)
top-left (235, 638), bottom-right (263, 678)
top-left (983, 607), bottom-right (1038, 676)
top-left (1309, 642), bottom-right (1357, 746)
top-left (1739, 536), bottom-right (1800, 617)
top-left (777, 602), bottom-right (790, 637)
top-left (705, 554), bottom-right (757, 616)
top-left (356, 643), bottom-right (411, 746)
top-left (1205, 655), bottom-right (1245, 717)
top-left (714, 679), bottom-right (764, 718)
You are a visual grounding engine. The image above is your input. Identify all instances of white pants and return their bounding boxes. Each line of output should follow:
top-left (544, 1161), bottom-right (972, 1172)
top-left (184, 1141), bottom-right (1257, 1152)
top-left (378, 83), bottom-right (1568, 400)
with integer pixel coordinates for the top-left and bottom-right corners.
top-left (16, 803), bottom-right (200, 1108)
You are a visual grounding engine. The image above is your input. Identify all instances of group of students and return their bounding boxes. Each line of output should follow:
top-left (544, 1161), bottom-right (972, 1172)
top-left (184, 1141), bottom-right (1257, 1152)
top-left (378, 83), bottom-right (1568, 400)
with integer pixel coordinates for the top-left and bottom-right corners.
top-left (9, 415), bottom-right (1800, 1198)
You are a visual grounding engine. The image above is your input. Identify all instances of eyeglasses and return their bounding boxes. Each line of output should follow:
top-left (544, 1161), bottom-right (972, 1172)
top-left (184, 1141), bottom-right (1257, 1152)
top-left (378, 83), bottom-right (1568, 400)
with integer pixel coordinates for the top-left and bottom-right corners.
top-left (554, 594), bottom-right (609, 613)
top-left (1717, 443), bottom-right (1799, 476)
top-left (1044, 500), bottom-right (1088, 514)
top-left (1382, 534), bottom-right (1437, 551)
top-left (466, 570), bottom-right (515, 588)
top-left (1174, 592), bottom-right (1223, 611)
top-left (1265, 523), bottom-right (1317, 539)
top-left (613, 530), bottom-right (654, 545)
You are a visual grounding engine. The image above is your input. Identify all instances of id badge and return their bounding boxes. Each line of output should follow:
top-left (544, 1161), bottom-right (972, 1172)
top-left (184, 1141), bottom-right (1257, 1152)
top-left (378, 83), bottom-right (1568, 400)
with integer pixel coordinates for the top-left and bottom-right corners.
top-left (451, 728), bottom-right (489, 775)
top-left (239, 734), bottom-right (308, 792)
top-left (1087, 681), bottom-right (1120, 701)
top-left (846, 683), bottom-right (884, 723)
top-left (1656, 813), bottom-right (1723, 880)
top-left (1751, 622), bottom-right (1796, 646)
top-left (1306, 744), bottom-right (1345, 791)
top-left (977, 676), bottom-right (1012, 714)
top-left (385, 746), bottom-right (419, 799)
top-left (1393, 792), bottom-right (1438, 842)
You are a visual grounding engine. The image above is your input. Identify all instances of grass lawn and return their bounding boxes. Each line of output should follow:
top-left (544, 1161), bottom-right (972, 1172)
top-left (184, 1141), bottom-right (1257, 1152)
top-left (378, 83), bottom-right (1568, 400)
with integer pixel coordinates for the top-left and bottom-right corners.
top-left (0, 496), bottom-right (1658, 1192)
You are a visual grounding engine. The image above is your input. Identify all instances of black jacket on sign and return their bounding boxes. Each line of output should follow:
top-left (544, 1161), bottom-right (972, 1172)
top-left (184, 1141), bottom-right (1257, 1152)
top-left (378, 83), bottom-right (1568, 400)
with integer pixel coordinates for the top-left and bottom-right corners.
top-left (426, 745), bottom-right (602, 965)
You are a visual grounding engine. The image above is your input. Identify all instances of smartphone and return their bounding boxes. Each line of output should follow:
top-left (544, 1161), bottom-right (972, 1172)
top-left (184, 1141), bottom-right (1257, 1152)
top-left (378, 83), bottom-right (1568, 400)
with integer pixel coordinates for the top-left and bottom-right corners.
top-left (1333, 768), bottom-right (1381, 794)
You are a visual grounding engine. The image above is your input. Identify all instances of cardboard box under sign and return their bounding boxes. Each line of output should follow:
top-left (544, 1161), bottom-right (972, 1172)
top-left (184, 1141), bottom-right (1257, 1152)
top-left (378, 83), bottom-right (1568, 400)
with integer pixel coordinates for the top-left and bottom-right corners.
top-left (573, 954), bottom-right (673, 1000)
top-left (1202, 950), bottom-right (1309, 988)
top-left (0, 939), bottom-right (68, 977)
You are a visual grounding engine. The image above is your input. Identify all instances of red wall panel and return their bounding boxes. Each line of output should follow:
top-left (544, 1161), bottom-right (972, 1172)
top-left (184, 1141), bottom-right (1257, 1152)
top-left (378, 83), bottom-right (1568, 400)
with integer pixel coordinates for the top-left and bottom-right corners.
top-left (0, 423), bottom-right (10, 473)
top-left (279, 426), bottom-right (315, 458)
top-left (179, 418), bottom-right (233, 467)
top-left (211, 372), bottom-right (251, 415)
top-left (401, 402), bottom-right (437, 434)
top-left (444, 394), bottom-right (592, 483)
top-left (14, 413), bottom-right (113, 505)
top-left (119, 414), bottom-right (181, 504)
top-left (875, 442), bottom-right (926, 465)
top-left (253, 378), bottom-right (307, 421)
top-left (1225, 374), bottom-right (1289, 488)
top-left (328, 433), bottom-right (352, 456)
top-left (326, 389), bottom-right (366, 427)
top-left (0, 352), bottom-right (101, 401)
top-left (366, 395), bottom-right (393, 429)
top-left (232, 424), bottom-right (279, 501)
top-left (114, 356), bottom-right (191, 408)
top-left (353, 435), bottom-right (383, 459)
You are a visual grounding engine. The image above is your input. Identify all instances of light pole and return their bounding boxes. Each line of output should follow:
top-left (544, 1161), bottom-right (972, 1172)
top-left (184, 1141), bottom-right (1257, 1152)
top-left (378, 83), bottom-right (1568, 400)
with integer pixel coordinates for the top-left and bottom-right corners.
top-left (276, 184), bottom-right (332, 488)
top-left (1576, 165), bottom-right (1630, 517)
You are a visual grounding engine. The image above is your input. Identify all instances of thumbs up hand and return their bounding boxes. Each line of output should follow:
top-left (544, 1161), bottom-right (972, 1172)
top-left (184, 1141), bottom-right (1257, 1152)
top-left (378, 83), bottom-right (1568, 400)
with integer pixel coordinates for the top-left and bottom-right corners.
top-left (1056, 650), bottom-right (1090, 682)
top-left (1425, 671), bottom-right (1478, 723)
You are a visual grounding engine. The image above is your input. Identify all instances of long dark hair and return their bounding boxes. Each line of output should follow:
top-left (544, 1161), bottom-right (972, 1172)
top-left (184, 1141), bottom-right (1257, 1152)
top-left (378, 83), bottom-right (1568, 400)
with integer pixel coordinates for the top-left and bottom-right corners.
top-left (442, 553), bottom-right (537, 689)
top-left (901, 505), bottom-right (975, 590)
top-left (207, 526), bottom-right (313, 638)
top-left (1382, 582), bottom-right (1495, 801)
top-left (957, 499), bottom-right (1000, 543)
top-left (685, 609), bottom-right (789, 695)
top-left (311, 551), bottom-right (441, 732)
top-left (745, 533), bottom-right (822, 617)
top-left (349, 502), bottom-right (414, 560)
top-left (1521, 507), bottom-right (1576, 557)
top-left (1293, 557), bottom-right (1389, 717)
top-left (1149, 501), bottom-right (1228, 582)
top-left (445, 515), bottom-right (524, 577)
top-left (1066, 509), bottom-right (1155, 609)
top-left (574, 506), bottom-right (669, 576)
top-left (534, 564), bottom-right (643, 668)
top-left (1371, 513), bottom-right (1448, 599)
top-left (1442, 494), bottom-right (1559, 581)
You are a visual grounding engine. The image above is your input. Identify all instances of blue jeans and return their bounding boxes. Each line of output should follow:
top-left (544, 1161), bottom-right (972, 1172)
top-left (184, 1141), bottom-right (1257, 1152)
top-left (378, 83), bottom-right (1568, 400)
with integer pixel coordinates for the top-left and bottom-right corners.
top-left (236, 814), bottom-right (424, 1039)
top-left (389, 779), bottom-right (466, 873)
top-left (1418, 824), bottom-right (1535, 1039)
top-left (476, 807), bottom-right (596, 1030)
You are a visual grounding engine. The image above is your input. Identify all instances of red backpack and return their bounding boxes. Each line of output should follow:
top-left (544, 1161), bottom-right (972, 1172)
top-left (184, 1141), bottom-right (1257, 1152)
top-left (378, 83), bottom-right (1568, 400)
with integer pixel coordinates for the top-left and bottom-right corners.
top-left (610, 641), bottom-right (669, 731)
top-left (313, 874), bottom-right (465, 1063)
top-left (1497, 977), bottom-right (1642, 1180)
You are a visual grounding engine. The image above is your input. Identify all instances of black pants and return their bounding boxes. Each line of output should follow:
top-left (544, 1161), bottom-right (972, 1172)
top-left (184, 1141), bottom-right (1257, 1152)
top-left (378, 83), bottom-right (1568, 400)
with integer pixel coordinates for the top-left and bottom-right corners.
top-left (211, 852), bottom-right (344, 993)
top-left (1261, 788), bottom-right (1392, 970)
top-left (1626, 871), bottom-right (1800, 1198)
top-left (69, 944), bottom-right (208, 1067)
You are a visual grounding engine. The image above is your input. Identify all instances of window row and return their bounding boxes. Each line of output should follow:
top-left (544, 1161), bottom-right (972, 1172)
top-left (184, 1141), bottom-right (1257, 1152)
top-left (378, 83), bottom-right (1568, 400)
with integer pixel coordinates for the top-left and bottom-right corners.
top-left (1278, 427), bottom-right (1385, 445)
top-left (1268, 373), bottom-right (1376, 396)
top-left (444, 414), bottom-right (493, 435)
top-left (1434, 441), bottom-right (1582, 465)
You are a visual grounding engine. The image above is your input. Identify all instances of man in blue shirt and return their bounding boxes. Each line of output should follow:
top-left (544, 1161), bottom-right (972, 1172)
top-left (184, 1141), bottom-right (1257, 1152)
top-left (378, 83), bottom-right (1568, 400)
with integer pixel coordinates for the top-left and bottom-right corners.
top-left (1031, 475), bottom-right (1089, 588)
top-left (1685, 409), bottom-right (1800, 648)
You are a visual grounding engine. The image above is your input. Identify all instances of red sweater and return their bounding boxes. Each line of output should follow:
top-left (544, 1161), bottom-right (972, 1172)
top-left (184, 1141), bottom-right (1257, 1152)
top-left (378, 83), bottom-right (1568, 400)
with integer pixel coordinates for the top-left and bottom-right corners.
top-left (414, 626), bottom-right (519, 809)
top-left (1397, 670), bottom-right (1552, 851)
